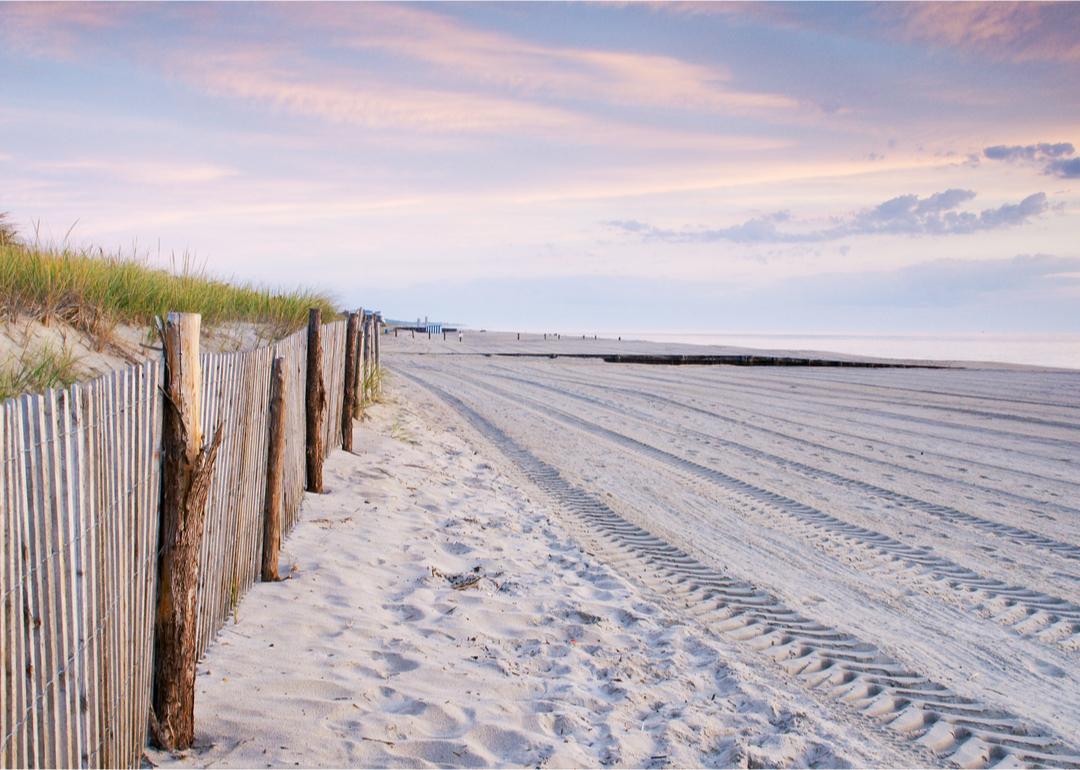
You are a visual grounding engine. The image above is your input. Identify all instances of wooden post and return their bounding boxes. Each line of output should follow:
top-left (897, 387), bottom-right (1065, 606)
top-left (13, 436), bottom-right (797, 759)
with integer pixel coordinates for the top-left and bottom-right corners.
top-left (374, 314), bottom-right (382, 397)
top-left (261, 357), bottom-right (286, 582)
top-left (352, 308), bottom-right (364, 419)
top-left (342, 312), bottom-right (359, 451)
top-left (360, 313), bottom-right (370, 405)
top-left (367, 314), bottom-right (376, 401)
top-left (152, 312), bottom-right (223, 751)
top-left (305, 308), bottom-right (326, 493)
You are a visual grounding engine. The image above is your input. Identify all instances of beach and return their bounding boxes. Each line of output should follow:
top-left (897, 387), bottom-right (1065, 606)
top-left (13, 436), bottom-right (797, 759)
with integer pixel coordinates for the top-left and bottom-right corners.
top-left (155, 334), bottom-right (1080, 768)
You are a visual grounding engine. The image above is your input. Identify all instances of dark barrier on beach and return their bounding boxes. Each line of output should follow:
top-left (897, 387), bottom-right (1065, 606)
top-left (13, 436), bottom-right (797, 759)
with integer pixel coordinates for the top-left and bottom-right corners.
top-left (0, 309), bottom-right (382, 767)
top-left (475, 352), bottom-right (947, 368)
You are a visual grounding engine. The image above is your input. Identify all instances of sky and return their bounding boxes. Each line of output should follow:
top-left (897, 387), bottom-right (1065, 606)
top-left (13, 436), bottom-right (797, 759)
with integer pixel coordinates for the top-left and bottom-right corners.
top-left (1, 1), bottom-right (1078, 333)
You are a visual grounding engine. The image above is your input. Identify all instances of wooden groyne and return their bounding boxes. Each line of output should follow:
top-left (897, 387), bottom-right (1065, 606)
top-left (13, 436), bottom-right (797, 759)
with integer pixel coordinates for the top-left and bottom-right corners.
top-left (464, 352), bottom-right (948, 368)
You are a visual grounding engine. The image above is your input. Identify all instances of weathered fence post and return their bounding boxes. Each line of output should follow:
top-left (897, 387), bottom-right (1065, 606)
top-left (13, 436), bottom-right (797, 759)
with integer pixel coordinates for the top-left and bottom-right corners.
top-left (342, 312), bottom-right (359, 451)
top-left (305, 308), bottom-right (326, 493)
top-left (365, 313), bottom-right (375, 402)
top-left (374, 313), bottom-right (382, 398)
top-left (261, 356), bottom-right (286, 582)
top-left (153, 312), bottom-right (223, 751)
top-left (353, 307), bottom-right (364, 420)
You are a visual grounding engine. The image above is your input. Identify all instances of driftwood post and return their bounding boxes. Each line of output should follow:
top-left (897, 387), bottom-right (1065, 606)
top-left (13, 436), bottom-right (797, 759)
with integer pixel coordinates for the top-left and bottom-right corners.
top-left (305, 308), bottom-right (326, 493)
top-left (342, 311), bottom-right (359, 451)
top-left (261, 356), bottom-right (286, 582)
top-left (152, 312), bottom-right (223, 750)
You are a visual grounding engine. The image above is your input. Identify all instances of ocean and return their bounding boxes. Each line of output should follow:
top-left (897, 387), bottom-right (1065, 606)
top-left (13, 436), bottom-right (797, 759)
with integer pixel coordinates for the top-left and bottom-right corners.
top-left (616, 332), bottom-right (1080, 370)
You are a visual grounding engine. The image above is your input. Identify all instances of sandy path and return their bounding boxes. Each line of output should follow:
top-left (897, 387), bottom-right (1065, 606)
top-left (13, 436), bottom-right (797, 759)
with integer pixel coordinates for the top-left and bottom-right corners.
top-left (151, 384), bottom-right (900, 769)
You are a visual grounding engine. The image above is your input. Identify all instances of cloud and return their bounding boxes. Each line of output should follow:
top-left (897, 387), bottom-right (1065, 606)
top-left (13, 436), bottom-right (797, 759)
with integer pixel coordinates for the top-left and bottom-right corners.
top-left (707, 2), bottom-right (1080, 64)
top-left (607, 190), bottom-right (1051, 244)
top-left (983, 141), bottom-right (1079, 178)
top-left (0, 2), bottom-right (123, 60)
top-left (983, 142), bottom-right (1074, 161)
top-left (1, 2), bottom-right (808, 143)
top-left (40, 159), bottom-right (238, 185)
top-left (287, 4), bottom-right (803, 116)
top-left (1046, 158), bottom-right (1080, 179)
top-left (886, 2), bottom-right (1080, 64)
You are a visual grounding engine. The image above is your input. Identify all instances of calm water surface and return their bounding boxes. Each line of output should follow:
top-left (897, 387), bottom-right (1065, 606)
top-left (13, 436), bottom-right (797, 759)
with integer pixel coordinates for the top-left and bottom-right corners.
top-left (621, 332), bottom-right (1080, 370)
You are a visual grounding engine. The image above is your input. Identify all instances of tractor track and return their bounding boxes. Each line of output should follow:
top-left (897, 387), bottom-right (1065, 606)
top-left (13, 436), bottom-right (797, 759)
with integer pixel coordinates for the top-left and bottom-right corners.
top-left (401, 368), bottom-right (1080, 769)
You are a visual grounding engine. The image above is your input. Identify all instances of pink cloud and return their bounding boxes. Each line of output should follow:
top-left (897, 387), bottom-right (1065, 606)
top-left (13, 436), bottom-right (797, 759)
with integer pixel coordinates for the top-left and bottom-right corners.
top-left (318, 4), bottom-right (802, 114)
top-left (687, 1), bottom-right (1080, 64)
top-left (0, 2), bottom-right (123, 60)
top-left (887, 2), bottom-right (1080, 63)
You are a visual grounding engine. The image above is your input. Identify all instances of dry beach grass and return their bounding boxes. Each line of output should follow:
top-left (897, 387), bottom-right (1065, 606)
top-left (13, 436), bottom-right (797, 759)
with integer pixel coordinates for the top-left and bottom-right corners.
top-left (0, 218), bottom-right (337, 397)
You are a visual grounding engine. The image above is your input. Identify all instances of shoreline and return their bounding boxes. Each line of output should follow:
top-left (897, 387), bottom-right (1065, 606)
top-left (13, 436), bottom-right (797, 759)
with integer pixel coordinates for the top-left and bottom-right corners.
top-left (382, 328), bottom-right (1079, 372)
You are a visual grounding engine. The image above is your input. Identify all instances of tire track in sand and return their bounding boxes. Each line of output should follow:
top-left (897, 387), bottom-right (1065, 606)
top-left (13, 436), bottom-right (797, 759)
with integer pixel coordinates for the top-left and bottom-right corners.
top-left (484, 364), bottom-right (1080, 563)
top-left (402, 369), bottom-right (1080, 770)
top-left (437, 367), bottom-right (1080, 648)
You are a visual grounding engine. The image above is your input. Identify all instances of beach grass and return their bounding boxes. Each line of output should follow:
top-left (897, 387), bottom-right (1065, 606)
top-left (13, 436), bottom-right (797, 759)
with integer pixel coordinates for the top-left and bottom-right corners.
top-left (0, 219), bottom-right (338, 341)
top-left (0, 343), bottom-right (79, 402)
top-left (363, 366), bottom-right (384, 404)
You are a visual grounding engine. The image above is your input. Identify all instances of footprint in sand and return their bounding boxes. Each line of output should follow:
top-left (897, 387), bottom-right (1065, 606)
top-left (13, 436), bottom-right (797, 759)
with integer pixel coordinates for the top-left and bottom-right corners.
top-left (414, 702), bottom-right (475, 739)
top-left (469, 724), bottom-right (538, 765)
top-left (384, 603), bottom-right (425, 622)
top-left (441, 540), bottom-right (473, 555)
top-left (371, 650), bottom-right (422, 676)
top-left (400, 740), bottom-right (487, 768)
top-left (377, 686), bottom-right (428, 715)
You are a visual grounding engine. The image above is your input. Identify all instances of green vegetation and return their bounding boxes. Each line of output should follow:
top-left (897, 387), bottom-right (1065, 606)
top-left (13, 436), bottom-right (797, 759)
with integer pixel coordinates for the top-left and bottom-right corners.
top-left (0, 216), bottom-right (337, 342)
top-left (0, 344), bottom-right (79, 402)
top-left (362, 366), bottom-right (384, 405)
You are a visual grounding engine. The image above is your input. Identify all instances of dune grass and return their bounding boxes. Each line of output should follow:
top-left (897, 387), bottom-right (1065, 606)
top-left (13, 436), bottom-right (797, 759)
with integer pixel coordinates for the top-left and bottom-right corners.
top-left (0, 224), bottom-right (337, 342)
top-left (362, 365), bottom-right (384, 405)
top-left (0, 344), bottom-right (79, 402)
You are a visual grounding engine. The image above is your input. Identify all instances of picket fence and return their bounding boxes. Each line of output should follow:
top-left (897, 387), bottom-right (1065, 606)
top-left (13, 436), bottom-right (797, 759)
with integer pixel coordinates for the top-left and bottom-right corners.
top-left (1, 317), bottom-right (362, 768)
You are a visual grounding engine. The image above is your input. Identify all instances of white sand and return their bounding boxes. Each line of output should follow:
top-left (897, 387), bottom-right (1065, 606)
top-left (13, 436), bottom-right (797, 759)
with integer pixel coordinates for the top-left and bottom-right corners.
top-left (385, 338), bottom-right (1080, 767)
top-left (150, 382), bottom-right (914, 769)
top-left (150, 333), bottom-right (1080, 768)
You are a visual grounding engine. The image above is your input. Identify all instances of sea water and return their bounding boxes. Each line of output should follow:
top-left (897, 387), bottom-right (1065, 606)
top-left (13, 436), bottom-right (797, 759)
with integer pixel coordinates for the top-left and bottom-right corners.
top-left (618, 332), bottom-right (1080, 370)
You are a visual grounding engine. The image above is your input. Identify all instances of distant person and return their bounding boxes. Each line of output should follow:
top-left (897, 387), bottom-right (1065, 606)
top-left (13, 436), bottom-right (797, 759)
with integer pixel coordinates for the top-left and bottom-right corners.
top-left (458, 331), bottom-right (463, 343)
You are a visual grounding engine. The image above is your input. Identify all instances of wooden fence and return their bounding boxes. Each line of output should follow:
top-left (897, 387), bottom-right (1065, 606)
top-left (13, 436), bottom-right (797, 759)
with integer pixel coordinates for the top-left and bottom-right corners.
top-left (1, 312), bottom-right (380, 768)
